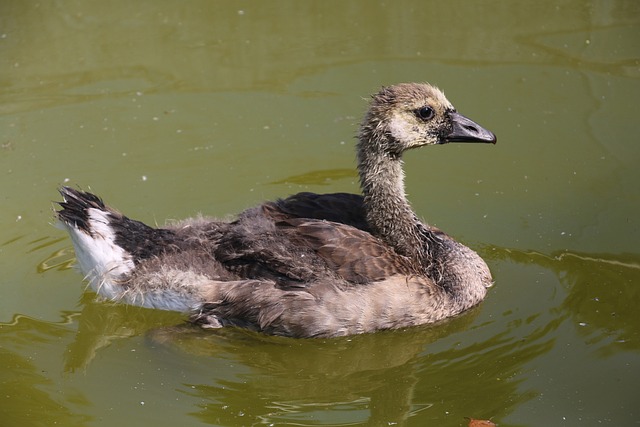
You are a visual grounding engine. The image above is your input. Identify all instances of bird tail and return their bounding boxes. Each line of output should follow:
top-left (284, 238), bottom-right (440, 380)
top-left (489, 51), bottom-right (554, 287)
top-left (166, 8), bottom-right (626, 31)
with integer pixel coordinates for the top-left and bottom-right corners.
top-left (56, 186), bottom-right (171, 301)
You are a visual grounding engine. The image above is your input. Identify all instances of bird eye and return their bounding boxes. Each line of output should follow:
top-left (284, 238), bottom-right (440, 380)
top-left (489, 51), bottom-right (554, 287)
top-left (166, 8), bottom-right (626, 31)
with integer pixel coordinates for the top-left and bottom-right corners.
top-left (415, 106), bottom-right (435, 121)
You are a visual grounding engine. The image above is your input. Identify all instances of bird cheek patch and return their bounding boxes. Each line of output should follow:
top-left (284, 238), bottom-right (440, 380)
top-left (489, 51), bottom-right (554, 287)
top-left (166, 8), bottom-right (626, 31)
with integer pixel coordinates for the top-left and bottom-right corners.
top-left (388, 115), bottom-right (416, 146)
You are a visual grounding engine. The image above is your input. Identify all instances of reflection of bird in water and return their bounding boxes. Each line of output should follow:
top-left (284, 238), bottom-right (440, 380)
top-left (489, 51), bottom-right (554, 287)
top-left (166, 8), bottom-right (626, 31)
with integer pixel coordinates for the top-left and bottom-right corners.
top-left (57, 83), bottom-right (495, 338)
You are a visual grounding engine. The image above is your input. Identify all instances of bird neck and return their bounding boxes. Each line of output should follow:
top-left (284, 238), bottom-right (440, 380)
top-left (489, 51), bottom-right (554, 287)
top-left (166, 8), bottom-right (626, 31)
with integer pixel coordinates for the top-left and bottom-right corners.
top-left (356, 137), bottom-right (425, 262)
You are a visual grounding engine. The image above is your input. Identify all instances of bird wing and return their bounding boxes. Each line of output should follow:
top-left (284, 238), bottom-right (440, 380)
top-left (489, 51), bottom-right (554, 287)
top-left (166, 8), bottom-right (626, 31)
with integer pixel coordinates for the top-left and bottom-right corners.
top-left (280, 218), bottom-right (416, 283)
top-left (273, 192), bottom-right (370, 231)
top-left (213, 199), bottom-right (415, 287)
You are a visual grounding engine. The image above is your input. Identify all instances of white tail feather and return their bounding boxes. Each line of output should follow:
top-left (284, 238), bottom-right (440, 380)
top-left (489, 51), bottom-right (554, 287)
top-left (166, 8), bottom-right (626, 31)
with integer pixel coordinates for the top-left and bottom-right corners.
top-left (62, 208), bottom-right (134, 301)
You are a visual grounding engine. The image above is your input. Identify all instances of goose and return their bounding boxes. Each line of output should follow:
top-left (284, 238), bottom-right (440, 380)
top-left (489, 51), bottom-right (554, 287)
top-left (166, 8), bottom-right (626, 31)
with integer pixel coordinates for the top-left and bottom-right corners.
top-left (57, 82), bottom-right (496, 338)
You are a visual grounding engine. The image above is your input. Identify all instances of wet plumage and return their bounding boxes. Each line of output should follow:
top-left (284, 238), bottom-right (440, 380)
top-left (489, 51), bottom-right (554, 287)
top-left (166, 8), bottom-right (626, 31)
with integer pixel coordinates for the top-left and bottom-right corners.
top-left (57, 82), bottom-right (496, 338)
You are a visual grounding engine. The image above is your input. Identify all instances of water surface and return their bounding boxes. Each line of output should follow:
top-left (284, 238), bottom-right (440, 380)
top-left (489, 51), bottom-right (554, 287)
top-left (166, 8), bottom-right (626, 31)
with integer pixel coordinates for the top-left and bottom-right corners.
top-left (1, 1), bottom-right (639, 426)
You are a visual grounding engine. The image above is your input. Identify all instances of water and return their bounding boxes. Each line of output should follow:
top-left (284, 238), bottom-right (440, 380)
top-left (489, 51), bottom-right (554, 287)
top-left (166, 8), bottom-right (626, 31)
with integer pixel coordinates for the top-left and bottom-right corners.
top-left (1, 1), bottom-right (639, 426)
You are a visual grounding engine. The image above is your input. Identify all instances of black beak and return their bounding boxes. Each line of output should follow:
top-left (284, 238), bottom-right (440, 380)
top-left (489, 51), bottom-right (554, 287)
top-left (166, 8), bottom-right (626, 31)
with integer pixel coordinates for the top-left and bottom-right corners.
top-left (445, 112), bottom-right (496, 144)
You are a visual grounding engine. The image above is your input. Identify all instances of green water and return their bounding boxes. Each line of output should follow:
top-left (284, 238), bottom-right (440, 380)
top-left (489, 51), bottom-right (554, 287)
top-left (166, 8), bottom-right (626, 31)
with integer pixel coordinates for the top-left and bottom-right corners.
top-left (1, 1), bottom-right (639, 426)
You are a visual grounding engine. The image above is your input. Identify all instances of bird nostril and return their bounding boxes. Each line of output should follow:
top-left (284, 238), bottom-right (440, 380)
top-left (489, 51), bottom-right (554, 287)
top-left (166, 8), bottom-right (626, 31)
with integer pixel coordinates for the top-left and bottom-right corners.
top-left (464, 125), bottom-right (477, 132)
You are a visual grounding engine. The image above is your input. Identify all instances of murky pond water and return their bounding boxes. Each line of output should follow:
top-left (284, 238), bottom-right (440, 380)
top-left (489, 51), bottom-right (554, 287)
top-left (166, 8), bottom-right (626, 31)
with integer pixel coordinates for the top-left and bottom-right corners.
top-left (1, 1), bottom-right (639, 426)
